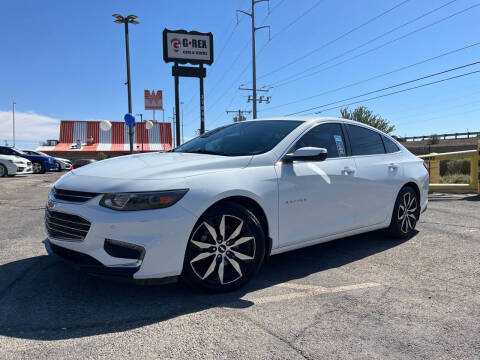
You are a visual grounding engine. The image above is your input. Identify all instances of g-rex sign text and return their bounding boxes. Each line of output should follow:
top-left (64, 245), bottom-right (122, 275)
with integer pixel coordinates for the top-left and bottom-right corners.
top-left (163, 29), bottom-right (213, 65)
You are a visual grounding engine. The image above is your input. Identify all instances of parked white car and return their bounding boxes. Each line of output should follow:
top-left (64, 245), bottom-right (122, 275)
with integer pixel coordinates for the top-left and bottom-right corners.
top-left (44, 118), bottom-right (429, 292)
top-left (0, 155), bottom-right (33, 177)
top-left (24, 150), bottom-right (72, 171)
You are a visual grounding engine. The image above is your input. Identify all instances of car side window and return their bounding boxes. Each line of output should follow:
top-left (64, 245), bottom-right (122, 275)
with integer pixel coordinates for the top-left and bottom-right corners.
top-left (0, 148), bottom-right (13, 155)
top-left (347, 124), bottom-right (385, 156)
top-left (382, 135), bottom-right (400, 153)
top-left (293, 123), bottom-right (347, 158)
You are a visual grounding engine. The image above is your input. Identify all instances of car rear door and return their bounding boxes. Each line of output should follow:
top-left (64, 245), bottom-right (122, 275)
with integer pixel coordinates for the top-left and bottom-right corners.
top-left (345, 124), bottom-right (404, 227)
top-left (275, 122), bottom-right (359, 247)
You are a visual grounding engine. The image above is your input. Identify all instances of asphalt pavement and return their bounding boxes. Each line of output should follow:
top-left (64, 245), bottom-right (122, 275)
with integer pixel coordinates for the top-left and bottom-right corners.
top-left (0, 173), bottom-right (479, 359)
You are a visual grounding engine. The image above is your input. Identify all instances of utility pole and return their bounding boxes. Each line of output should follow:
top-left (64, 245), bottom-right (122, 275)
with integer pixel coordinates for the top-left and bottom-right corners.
top-left (237, 0), bottom-right (270, 119)
top-left (12, 102), bottom-right (16, 147)
top-left (113, 14), bottom-right (139, 153)
top-left (226, 109), bottom-right (252, 122)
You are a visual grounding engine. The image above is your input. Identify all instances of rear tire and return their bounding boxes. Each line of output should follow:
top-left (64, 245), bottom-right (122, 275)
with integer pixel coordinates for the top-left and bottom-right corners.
top-left (32, 162), bottom-right (45, 174)
top-left (0, 164), bottom-right (7, 177)
top-left (387, 186), bottom-right (420, 239)
top-left (182, 202), bottom-right (265, 293)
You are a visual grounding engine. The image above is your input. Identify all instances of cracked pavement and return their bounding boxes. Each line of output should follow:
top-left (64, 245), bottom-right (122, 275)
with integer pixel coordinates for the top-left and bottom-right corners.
top-left (0, 173), bottom-right (479, 359)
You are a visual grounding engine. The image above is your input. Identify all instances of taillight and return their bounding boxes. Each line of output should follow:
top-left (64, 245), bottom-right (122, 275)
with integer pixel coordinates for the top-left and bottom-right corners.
top-left (423, 161), bottom-right (429, 172)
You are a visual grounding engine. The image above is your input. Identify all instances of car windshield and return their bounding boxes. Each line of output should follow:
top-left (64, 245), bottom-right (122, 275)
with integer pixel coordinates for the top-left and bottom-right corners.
top-left (13, 148), bottom-right (26, 155)
top-left (174, 120), bottom-right (302, 156)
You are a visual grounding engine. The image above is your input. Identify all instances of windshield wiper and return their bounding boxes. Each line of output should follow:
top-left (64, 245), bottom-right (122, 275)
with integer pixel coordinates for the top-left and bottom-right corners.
top-left (180, 149), bottom-right (228, 156)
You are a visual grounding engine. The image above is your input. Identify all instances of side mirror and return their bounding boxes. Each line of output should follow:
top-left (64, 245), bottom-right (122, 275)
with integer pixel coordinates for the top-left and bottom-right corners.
top-left (283, 147), bottom-right (328, 163)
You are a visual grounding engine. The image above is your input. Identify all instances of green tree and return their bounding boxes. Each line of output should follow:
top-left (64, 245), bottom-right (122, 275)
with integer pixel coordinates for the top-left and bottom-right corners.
top-left (340, 106), bottom-right (395, 134)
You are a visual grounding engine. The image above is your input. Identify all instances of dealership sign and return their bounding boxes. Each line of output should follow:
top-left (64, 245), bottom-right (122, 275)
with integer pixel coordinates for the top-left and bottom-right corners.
top-left (144, 90), bottom-right (163, 110)
top-left (163, 29), bottom-right (214, 65)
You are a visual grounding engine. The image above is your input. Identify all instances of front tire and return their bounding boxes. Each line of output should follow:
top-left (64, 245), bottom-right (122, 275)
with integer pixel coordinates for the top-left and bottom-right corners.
top-left (32, 162), bottom-right (45, 174)
top-left (0, 164), bottom-right (7, 177)
top-left (182, 202), bottom-right (265, 292)
top-left (387, 186), bottom-right (420, 238)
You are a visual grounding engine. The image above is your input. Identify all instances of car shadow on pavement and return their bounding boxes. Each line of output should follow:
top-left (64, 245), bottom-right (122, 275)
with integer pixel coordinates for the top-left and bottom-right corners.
top-left (0, 231), bottom-right (413, 340)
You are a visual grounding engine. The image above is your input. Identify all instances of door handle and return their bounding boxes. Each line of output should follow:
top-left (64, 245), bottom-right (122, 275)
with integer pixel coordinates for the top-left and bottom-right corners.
top-left (342, 166), bottom-right (355, 175)
top-left (388, 163), bottom-right (399, 170)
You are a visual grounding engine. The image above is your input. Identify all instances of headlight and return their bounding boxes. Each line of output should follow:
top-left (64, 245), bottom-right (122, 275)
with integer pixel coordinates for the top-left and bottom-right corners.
top-left (99, 189), bottom-right (189, 211)
top-left (8, 160), bottom-right (14, 163)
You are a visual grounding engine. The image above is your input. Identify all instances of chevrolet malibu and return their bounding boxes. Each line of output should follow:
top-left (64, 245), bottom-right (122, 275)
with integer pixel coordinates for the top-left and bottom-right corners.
top-left (44, 118), bottom-right (429, 292)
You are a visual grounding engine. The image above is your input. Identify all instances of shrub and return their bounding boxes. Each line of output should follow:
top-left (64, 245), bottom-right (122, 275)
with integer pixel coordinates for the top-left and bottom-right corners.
top-left (439, 174), bottom-right (470, 184)
top-left (96, 152), bottom-right (108, 161)
top-left (439, 159), bottom-right (470, 176)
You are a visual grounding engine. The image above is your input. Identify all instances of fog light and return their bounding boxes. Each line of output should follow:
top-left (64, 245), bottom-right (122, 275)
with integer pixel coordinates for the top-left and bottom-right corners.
top-left (104, 239), bottom-right (145, 260)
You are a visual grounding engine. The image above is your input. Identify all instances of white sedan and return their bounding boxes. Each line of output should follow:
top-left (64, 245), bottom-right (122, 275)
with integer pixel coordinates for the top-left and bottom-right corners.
top-left (0, 155), bottom-right (33, 177)
top-left (44, 118), bottom-right (429, 292)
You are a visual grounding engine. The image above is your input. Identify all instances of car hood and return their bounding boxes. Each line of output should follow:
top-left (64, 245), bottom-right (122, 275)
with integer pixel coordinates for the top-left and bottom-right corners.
top-left (55, 152), bottom-right (252, 193)
top-left (73, 152), bottom-right (252, 179)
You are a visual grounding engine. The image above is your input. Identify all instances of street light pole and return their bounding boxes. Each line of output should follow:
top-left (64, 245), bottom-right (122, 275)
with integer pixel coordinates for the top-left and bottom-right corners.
top-left (113, 13), bottom-right (139, 154)
top-left (12, 102), bottom-right (16, 147)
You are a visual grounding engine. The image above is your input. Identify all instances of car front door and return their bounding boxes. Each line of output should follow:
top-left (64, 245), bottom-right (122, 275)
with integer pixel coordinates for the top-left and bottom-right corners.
top-left (345, 124), bottom-right (404, 227)
top-left (275, 122), bottom-right (359, 247)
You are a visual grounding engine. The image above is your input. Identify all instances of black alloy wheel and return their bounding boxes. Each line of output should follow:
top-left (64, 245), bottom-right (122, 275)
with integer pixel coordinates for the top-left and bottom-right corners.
top-left (387, 186), bottom-right (420, 238)
top-left (182, 202), bottom-right (265, 292)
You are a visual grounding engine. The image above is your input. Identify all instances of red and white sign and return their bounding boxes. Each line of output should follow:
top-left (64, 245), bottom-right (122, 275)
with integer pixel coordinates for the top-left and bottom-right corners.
top-left (144, 90), bottom-right (163, 110)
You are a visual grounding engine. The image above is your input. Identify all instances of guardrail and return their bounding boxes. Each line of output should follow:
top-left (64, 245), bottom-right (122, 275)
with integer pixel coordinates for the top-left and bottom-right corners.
top-left (419, 141), bottom-right (480, 193)
top-left (399, 132), bottom-right (480, 142)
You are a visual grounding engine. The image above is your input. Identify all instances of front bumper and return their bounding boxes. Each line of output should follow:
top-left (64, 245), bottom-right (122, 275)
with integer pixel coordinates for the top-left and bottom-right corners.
top-left (44, 195), bottom-right (198, 281)
top-left (46, 162), bottom-right (58, 171)
top-left (44, 238), bottom-right (140, 278)
top-left (16, 164), bottom-right (33, 174)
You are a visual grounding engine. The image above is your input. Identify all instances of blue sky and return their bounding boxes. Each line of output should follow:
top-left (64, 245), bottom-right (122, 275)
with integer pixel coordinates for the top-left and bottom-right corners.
top-left (1, 0), bottom-right (479, 149)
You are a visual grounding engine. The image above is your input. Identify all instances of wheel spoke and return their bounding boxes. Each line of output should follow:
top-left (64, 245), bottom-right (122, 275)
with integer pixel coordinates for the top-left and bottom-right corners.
top-left (190, 252), bottom-right (214, 263)
top-left (406, 216), bottom-right (412, 231)
top-left (408, 206), bottom-right (417, 213)
top-left (203, 222), bottom-right (217, 241)
top-left (401, 217), bottom-right (407, 233)
top-left (218, 257), bottom-right (225, 284)
top-left (219, 215), bottom-right (226, 240)
top-left (226, 220), bottom-right (243, 242)
top-left (191, 240), bottom-right (213, 249)
top-left (226, 256), bottom-right (242, 277)
top-left (231, 250), bottom-right (254, 261)
top-left (202, 257), bottom-right (217, 280)
top-left (230, 236), bottom-right (254, 247)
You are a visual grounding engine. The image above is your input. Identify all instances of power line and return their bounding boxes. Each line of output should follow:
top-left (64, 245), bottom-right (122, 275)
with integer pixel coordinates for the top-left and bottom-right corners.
top-left (385, 89), bottom-right (480, 117)
top-left (285, 68), bottom-right (480, 116)
top-left (255, 0), bottom-right (326, 57)
top-left (259, 41), bottom-right (480, 113)
top-left (188, 0), bottom-right (288, 122)
top-left (254, 0), bottom-right (412, 83)
top-left (269, 1), bottom-right (477, 88)
top-left (288, 62), bottom-right (480, 115)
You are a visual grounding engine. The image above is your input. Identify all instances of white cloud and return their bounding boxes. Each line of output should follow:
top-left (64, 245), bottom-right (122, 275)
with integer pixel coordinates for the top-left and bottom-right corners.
top-left (0, 111), bottom-right (60, 142)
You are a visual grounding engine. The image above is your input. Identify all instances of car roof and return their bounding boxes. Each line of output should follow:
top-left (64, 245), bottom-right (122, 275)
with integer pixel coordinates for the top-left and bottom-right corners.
top-left (249, 117), bottom-right (394, 135)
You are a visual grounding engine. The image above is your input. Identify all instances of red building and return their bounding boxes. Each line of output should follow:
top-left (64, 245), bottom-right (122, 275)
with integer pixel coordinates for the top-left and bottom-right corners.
top-left (37, 120), bottom-right (172, 159)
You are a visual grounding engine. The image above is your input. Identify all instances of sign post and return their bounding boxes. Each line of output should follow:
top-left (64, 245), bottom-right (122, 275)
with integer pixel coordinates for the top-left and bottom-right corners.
top-left (163, 29), bottom-right (213, 144)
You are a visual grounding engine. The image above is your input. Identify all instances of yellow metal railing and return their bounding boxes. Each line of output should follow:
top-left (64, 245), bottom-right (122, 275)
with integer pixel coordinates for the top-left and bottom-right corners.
top-left (419, 141), bottom-right (479, 193)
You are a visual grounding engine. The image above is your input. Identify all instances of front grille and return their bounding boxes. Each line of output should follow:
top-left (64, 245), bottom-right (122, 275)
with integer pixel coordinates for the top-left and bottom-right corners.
top-left (53, 188), bottom-right (99, 203)
top-left (17, 167), bottom-right (25, 171)
top-left (45, 209), bottom-right (91, 241)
